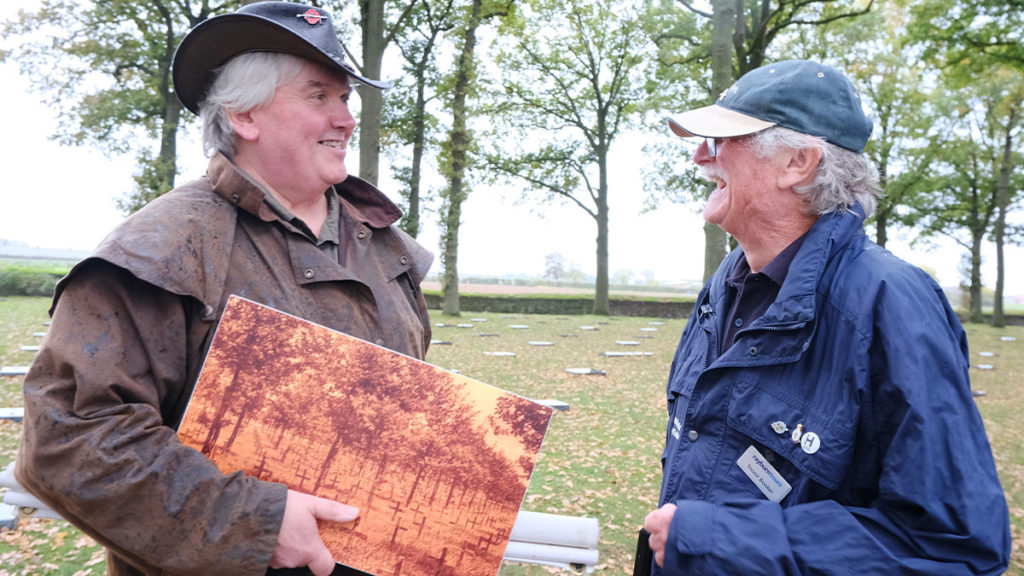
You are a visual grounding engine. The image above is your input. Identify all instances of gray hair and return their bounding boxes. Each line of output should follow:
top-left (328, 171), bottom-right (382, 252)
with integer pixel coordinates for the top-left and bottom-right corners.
top-left (199, 52), bottom-right (306, 157)
top-left (749, 126), bottom-right (882, 218)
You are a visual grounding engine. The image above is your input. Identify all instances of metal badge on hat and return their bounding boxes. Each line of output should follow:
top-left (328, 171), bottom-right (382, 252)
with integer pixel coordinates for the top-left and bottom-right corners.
top-left (298, 8), bottom-right (326, 25)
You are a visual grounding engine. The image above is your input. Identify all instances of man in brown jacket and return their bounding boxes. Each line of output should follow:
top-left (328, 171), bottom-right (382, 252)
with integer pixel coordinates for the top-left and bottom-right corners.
top-left (16, 2), bottom-right (432, 575)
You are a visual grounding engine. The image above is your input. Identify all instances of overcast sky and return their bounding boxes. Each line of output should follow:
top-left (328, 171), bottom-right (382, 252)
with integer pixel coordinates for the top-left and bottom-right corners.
top-left (2, 0), bottom-right (1021, 295)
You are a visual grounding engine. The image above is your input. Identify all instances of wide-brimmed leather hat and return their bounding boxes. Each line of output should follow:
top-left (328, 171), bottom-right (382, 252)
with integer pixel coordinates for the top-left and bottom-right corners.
top-left (666, 60), bottom-right (873, 153)
top-left (172, 1), bottom-right (389, 114)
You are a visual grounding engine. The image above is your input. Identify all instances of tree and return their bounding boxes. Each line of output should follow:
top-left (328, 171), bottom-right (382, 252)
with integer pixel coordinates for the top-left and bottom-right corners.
top-left (909, 0), bottom-right (1024, 72)
top-left (385, 0), bottom-right (461, 237)
top-left (1, 0), bottom-right (237, 213)
top-left (544, 252), bottom-right (568, 283)
top-left (437, 0), bottom-right (490, 316)
top-left (973, 65), bottom-right (1024, 326)
top-left (644, 0), bottom-right (873, 281)
top-left (806, 3), bottom-right (938, 249)
top-left (486, 0), bottom-right (652, 315)
top-left (910, 0), bottom-right (1024, 323)
top-left (335, 0), bottom-right (422, 187)
top-left (909, 80), bottom-right (1023, 322)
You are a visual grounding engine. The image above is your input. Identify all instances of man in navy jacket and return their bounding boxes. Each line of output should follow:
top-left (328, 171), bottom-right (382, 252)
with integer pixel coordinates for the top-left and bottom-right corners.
top-left (644, 60), bottom-right (1010, 575)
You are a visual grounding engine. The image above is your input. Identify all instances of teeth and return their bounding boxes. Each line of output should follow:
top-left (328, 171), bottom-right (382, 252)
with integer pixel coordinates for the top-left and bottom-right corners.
top-left (320, 141), bottom-right (344, 148)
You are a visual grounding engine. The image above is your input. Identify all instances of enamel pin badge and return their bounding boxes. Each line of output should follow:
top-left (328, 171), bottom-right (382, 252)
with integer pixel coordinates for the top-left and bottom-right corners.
top-left (299, 8), bottom-right (326, 24)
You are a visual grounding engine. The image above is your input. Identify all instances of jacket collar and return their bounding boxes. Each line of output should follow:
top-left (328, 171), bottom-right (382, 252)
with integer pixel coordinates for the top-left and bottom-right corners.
top-left (207, 152), bottom-right (403, 229)
top-left (707, 204), bottom-right (867, 327)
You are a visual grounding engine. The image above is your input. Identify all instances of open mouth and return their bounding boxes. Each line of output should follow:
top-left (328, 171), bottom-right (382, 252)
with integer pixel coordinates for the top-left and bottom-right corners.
top-left (709, 175), bottom-right (726, 189)
top-left (320, 140), bottom-right (346, 149)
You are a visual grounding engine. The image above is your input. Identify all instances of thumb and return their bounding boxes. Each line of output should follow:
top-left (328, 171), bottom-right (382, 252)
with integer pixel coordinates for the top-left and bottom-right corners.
top-left (310, 495), bottom-right (360, 524)
top-left (306, 540), bottom-right (338, 576)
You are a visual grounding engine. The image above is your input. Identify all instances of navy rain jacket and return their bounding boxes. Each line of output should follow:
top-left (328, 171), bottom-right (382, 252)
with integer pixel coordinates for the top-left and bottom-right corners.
top-left (655, 205), bottom-right (1010, 575)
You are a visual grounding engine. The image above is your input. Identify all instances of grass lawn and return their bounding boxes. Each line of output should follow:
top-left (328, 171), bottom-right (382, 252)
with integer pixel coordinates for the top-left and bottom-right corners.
top-left (1, 295), bottom-right (1021, 575)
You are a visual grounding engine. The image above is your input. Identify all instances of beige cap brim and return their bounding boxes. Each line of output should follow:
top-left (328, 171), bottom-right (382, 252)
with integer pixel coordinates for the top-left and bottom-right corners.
top-left (666, 104), bottom-right (776, 139)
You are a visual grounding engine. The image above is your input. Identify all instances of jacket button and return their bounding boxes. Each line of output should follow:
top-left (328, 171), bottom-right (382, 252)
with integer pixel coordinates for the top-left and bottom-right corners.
top-left (357, 230), bottom-right (367, 239)
top-left (231, 193), bottom-right (240, 203)
top-left (400, 256), bottom-right (409, 265)
top-left (375, 338), bottom-right (384, 345)
top-left (687, 430), bottom-right (699, 442)
top-left (200, 305), bottom-right (216, 321)
top-left (304, 269), bottom-right (315, 279)
top-left (748, 346), bottom-right (758, 356)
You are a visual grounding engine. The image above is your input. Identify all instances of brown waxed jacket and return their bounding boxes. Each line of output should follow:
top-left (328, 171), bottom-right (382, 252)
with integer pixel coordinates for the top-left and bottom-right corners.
top-left (16, 154), bottom-right (433, 576)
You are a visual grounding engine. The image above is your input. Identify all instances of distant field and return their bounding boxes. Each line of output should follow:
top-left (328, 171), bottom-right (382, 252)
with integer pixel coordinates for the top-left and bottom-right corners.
top-left (1, 296), bottom-right (1021, 575)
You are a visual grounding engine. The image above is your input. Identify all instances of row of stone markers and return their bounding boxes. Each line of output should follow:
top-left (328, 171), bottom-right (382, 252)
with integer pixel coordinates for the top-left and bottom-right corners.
top-left (1, 323), bottom-right (47, 529)
top-left (1, 323), bottom-right (46, 378)
top-left (970, 329), bottom-right (1020, 398)
top-left (431, 316), bottom-right (668, 376)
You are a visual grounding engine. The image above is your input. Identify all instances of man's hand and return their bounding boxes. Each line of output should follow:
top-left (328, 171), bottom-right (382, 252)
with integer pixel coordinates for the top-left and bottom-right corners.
top-left (643, 503), bottom-right (677, 568)
top-left (269, 489), bottom-right (360, 576)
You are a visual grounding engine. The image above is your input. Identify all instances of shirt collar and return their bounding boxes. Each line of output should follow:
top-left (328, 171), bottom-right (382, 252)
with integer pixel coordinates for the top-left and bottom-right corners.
top-left (729, 231), bottom-right (810, 288)
top-left (206, 151), bottom-right (403, 230)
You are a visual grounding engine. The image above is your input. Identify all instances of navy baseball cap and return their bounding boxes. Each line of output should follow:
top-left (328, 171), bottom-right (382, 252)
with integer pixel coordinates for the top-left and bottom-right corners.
top-left (172, 1), bottom-right (390, 114)
top-left (666, 60), bottom-right (874, 153)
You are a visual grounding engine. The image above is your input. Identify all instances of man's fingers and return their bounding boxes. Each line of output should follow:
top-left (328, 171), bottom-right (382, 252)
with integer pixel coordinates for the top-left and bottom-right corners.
top-left (311, 495), bottom-right (359, 523)
top-left (643, 503), bottom-right (677, 568)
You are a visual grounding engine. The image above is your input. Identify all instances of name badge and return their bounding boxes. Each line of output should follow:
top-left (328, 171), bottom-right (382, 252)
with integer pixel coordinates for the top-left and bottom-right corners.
top-left (736, 445), bottom-right (792, 503)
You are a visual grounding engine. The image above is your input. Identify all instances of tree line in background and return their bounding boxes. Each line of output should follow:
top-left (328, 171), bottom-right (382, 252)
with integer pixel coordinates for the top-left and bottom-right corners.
top-left (2, 0), bottom-right (1021, 324)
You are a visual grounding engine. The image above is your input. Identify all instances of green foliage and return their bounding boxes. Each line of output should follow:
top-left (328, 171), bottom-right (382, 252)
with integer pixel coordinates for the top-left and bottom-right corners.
top-left (1, 0), bottom-right (239, 214)
top-left (0, 264), bottom-right (67, 297)
top-left (483, 0), bottom-right (656, 313)
top-left (907, 0), bottom-right (1024, 72)
top-left (485, 0), bottom-right (652, 196)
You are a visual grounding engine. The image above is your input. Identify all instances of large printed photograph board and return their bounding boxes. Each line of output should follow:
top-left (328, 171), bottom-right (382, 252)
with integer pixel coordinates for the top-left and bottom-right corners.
top-left (178, 295), bottom-right (554, 576)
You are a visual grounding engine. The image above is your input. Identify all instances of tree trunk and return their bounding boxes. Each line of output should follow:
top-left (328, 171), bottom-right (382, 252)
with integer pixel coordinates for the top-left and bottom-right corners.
top-left (875, 154), bottom-right (889, 248)
top-left (702, 0), bottom-right (736, 282)
top-left (970, 232), bottom-right (984, 323)
top-left (402, 72), bottom-right (428, 238)
top-left (359, 0), bottom-right (386, 186)
top-left (441, 0), bottom-right (483, 316)
top-left (158, 46), bottom-right (180, 193)
top-left (991, 108), bottom-right (1015, 328)
top-left (593, 157), bottom-right (610, 315)
top-left (875, 208), bottom-right (889, 248)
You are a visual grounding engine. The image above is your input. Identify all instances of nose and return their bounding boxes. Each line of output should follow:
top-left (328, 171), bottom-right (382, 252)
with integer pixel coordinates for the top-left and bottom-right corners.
top-left (331, 99), bottom-right (356, 135)
top-left (693, 139), bottom-right (714, 165)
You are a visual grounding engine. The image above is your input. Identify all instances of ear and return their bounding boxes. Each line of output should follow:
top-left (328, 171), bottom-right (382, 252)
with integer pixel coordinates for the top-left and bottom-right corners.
top-left (777, 146), bottom-right (823, 190)
top-left (227, 108), bottom-right (259, 142)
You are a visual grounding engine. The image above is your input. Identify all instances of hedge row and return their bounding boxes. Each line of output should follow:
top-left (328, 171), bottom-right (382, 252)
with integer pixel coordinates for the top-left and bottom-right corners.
top-left (0, 266), bottom-right (64, 297)
top-left (423, 291), bottom-right (696, 319)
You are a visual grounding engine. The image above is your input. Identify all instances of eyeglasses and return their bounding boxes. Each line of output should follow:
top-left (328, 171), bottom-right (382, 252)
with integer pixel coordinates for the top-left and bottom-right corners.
top-left (705, 137), bottom-right (720, 158)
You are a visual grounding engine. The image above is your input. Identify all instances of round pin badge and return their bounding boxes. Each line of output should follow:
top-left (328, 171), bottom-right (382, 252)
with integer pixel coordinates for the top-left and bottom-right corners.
top-left (800, 431), bottom-right (820, 455)
top-left (301, 8), bottom-right (325, 24)
top-left (771, 421), bottom-right (788, 435)
top-left (790, 423), bottom-right (803, 443)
